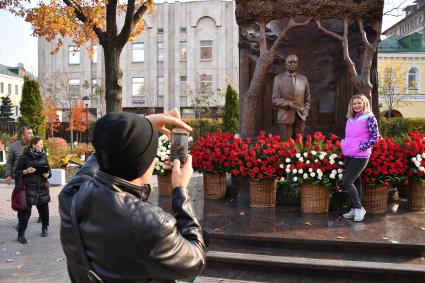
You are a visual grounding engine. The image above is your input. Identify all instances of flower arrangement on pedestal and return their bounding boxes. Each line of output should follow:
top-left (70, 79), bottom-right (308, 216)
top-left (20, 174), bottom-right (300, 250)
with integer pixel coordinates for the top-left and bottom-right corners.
top-left (231, 131), bottom-right (282, 207)
top-left (192, 131), bottom-right (236, 199)
top-left (232, 131), bottom-right (281, 182)
top-left (154, 135), bottom-right (171, 176)
top-left (279, 132), bottom-right (344, 188)
top-left (404, 131), bottom-right (425, 211)
top-left (405, 132), bottom-right (425, 184)
top-left (278, 132), bottom-right (344, 213)
top-left (361, 137), bottom-right (407, 213)
top-left (193, 131), bottom-right (236, 174)
top-left (361, 137), bottom-right (407, 187)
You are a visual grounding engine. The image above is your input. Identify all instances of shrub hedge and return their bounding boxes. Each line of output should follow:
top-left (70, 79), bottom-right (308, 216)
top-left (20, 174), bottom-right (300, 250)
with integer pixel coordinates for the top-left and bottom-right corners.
top-left (379, 117), bottom-right (425, 138)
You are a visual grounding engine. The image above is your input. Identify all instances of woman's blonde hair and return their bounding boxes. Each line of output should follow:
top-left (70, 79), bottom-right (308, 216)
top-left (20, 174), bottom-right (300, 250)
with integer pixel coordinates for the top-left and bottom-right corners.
top-left (346, 94), bottom-right (372, 119)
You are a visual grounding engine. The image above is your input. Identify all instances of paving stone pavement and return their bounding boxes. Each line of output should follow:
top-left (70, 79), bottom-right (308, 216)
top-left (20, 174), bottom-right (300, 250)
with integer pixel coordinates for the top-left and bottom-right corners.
top-left (0, 183), bottom-right (69, 283)
top-left (0, 174), bottom-right (210, 283)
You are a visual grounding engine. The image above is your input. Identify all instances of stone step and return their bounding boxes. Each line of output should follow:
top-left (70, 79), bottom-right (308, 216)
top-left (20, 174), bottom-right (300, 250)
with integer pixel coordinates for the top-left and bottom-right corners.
top-left (195, 276), bottom-right (261, 283)
top-left (207, 241), bottom-right (425, 265)
top-left (206, 250), bottom-right (425, 282)
top-left (204, 232), bottom-right (425, 257)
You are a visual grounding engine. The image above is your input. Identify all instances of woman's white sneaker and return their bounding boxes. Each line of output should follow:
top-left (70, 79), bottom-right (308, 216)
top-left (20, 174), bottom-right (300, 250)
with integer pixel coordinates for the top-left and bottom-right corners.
top-left (354, 207), bottom-right (366, 222)
top-left (343, 208), bottom-right (355, 219)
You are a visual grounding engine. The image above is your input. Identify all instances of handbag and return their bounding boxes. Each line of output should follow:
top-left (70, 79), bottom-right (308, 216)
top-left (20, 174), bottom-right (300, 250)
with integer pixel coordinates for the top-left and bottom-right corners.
top-left (11, 176), bottom-right (27, 211)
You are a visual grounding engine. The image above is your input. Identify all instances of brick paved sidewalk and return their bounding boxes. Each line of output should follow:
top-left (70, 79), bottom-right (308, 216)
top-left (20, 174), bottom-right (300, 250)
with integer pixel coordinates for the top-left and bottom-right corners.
top-left (0, 183), bottom-right (69, 283)
top-left (0, 174), bottom-right (213, 283)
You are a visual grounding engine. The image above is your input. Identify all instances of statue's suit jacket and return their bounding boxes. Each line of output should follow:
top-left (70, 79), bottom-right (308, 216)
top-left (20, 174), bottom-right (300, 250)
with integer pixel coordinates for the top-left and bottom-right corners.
top-left (272, 71), bottom-right (311, 124)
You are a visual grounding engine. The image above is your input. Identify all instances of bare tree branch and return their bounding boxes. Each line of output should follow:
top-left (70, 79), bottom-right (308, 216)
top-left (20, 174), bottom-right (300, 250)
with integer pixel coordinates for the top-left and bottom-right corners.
top-left (132, 1), bottom-right (149, 25)
top-left (316, 19), bottom-right (344, 42)
top-left (258, 22), bottom-right (267, 56)
top-left (357, 17), bottom-right (373, 50)
top-left (383, 0), bottom-right (409, 16)
top-left (117, 0), bottom-right (136, 46)
top-left (270, 17), bottom-right (312, 54)
top-left (316, 16), bottom-right (357, 76)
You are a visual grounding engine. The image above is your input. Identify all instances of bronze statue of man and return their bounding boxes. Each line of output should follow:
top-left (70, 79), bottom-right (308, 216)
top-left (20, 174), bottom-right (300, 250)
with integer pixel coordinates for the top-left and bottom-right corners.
top-left (272, 54), bottom-right (311, 141)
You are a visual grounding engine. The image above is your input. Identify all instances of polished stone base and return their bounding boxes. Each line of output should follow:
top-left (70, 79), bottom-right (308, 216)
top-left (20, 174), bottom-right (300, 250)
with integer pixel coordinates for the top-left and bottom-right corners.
top-left (149, 175), bottom-right (425, 282)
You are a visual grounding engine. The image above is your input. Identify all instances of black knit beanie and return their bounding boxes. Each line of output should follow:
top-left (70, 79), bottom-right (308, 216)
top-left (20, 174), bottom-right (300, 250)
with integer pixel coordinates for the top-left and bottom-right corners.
top-left (92, 112), bottom-right (158, 181)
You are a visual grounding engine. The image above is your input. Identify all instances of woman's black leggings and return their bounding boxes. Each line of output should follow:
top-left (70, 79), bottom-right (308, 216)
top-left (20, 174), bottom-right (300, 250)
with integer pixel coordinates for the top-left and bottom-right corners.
top-left (342, 157), bottom-right (369, 209)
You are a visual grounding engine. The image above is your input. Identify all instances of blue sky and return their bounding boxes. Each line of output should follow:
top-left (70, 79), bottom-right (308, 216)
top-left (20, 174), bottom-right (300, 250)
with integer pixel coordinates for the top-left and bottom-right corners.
top-left (0, 0), bottom-right (415, 76)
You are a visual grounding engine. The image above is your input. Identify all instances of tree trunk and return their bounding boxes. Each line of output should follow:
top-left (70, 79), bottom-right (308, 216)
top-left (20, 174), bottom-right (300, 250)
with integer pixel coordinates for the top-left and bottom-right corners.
top-left (103, 43), bottom-right (123, 113)
top-left (240, 54), bottom-right (274, 138)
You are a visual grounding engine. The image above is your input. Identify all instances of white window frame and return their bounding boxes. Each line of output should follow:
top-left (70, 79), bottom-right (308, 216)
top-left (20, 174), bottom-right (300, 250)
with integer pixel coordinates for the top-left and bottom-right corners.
top-left (132, 43), bottom-right (145, 63)
top-left (407, 66), bottom-right (420, 93)
top-left (180, 41), bottom-right (187, 61)
top-left (199, 75), bottom-right (213, 95)
top-left (69, 79), bottom-right (81, 97)
top-left (157, 42), bottom-right (164, 62)
top-left (132, 77), bottom-right (145, 97)
top-left (157, 76), bottom-right (164, 97)
top-left (92, 45), bottom-right (98, 64)
top-left (200, 40), bottom-right (213, 61)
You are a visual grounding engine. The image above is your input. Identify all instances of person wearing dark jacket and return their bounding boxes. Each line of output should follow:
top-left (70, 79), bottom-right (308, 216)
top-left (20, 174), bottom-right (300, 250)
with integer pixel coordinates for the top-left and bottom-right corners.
top-left (59, 111), bottom-right (206, 283)
top-left (15, 136), bottom-right (51, 244)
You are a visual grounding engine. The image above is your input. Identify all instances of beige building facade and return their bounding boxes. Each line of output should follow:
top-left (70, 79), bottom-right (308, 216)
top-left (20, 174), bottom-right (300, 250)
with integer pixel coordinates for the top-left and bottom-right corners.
top-left (0, 64), bottom-right (25, 120)
top-left (38, 0), bottom-right (239, 117)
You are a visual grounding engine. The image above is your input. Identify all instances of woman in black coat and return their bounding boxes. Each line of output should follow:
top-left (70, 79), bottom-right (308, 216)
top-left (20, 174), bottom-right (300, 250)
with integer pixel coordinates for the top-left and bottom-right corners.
top-left (15, 136), bottom-right (51, 244)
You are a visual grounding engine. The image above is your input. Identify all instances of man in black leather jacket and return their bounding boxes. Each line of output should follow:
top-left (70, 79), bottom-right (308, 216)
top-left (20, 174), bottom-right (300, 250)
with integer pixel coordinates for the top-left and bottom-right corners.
top-left (59, 111), bottom-right (205, 283)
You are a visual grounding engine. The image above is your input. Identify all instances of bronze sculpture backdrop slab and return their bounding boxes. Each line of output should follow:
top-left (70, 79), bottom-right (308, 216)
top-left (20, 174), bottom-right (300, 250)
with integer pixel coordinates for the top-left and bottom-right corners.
top-left (236, 0), bottom-right (384, 137)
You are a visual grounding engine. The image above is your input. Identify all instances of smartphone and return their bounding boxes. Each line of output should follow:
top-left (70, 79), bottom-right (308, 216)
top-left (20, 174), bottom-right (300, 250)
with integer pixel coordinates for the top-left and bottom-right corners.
top-left (170, 128), bottom-right (189, 164)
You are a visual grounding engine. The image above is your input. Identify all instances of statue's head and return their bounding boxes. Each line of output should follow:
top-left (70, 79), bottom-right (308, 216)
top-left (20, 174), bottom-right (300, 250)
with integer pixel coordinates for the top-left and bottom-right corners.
top-left (285, 54), bottom-right (298, 73)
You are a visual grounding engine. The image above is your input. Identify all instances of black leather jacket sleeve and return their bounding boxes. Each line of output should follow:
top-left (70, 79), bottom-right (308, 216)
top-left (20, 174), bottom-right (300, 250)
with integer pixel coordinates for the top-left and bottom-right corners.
top-left (147, 187), bottom-right (206, 280)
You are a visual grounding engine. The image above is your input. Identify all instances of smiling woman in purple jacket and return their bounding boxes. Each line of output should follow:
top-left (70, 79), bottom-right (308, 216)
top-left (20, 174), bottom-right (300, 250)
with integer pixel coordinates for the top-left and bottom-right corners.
top-left (341, 94), bottom-right (379, 222)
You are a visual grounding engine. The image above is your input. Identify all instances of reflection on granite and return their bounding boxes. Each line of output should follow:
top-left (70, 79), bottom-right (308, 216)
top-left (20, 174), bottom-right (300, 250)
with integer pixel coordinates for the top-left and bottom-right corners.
top-left (149, 176), bottom-right (425, 247)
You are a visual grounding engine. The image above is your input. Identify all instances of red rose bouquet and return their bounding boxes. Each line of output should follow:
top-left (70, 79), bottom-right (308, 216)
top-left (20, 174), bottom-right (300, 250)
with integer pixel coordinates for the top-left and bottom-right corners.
top-left (231, 131), bottom-right (281, 182)
top-left (361, 137), bottom-right (407, 186)
top-left (404, 131), bottom-right (425, 184)
top-left (192, 131), bottom-right (236, 174)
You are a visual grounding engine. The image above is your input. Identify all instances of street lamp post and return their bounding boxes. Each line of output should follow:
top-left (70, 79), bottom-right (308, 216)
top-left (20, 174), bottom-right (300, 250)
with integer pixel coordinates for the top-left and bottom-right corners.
top-left (82, 95), bottom-right (90, 160)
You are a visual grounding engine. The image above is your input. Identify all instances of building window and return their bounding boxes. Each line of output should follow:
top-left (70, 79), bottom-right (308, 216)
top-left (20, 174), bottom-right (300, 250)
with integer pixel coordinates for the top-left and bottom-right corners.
top-left (69, 79), bottom-right (80, 97)
top-left (132, 77), bottom-right (145, 96)
top-left (158, 42), bottom-right (164, 62)
top-left (180, 41), bottom-right (187, 61)
top-left (92, 45), bottom-right (98, 64)
top-left (91, 79), bottom-right (97, 94)
top-left (180, 76), bottom-right (187, 96)
top-left (158, 28), bottom-right (164, 33)
top-left (15, 106), bottom-right (19, 117)
top-left (15, 85), bottom-right (18, 95)
top-left (132, 43), bottom-right (145, 62)
top-left (408, 67), bottom-right (419, 92)
top-left (8, 84), bottom-right (11, 95)
top-left (157, 77), bottom-right (164, 96)
top-left (180, 27), bottom-right (187, 32)
top-left (200, 40), bottom-right (213, 60)
top-left (0, 82), bottom-right (3, 93)
top-left (199, 74), bottom-right (213, 95)
top-left (68, 46), bottom-right (80, 65)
